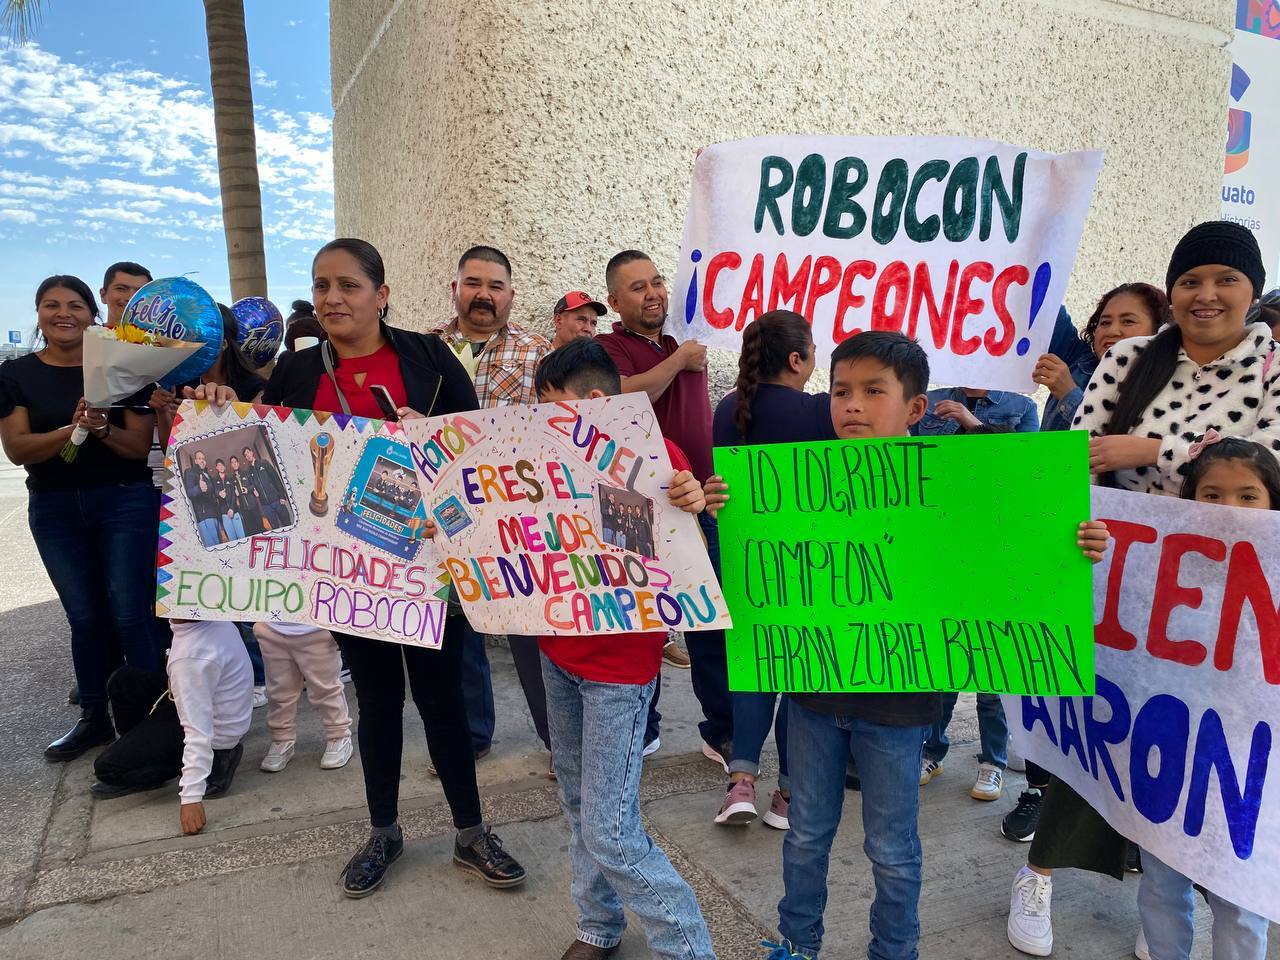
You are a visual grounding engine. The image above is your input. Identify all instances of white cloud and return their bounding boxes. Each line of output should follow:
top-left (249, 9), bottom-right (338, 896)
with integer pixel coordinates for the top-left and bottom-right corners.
top-left (96, 178), bottom-right (219, 207)
top-left (254, 68), bottom-right (278, 90)
top-left (0, 209), bottom-right (38, 224)
top-left (81, 206), bottom-right (150, 223)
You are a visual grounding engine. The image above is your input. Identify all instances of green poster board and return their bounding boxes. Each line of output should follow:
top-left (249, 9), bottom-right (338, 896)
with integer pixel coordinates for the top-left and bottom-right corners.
top-left (714, 431), bottom-right (1094, 695)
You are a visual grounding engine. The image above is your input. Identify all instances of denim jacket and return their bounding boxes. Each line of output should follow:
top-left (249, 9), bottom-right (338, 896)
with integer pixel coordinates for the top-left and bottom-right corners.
top-left (1040, 307), bottom-right (1097, 432)
top-left (914, 388), bottom-right (1038, 435)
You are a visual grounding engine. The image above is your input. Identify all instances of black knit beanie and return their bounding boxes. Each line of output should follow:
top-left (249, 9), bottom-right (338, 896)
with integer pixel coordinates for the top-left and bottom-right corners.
top-left (1166, 220), bottom-right (1266, 297)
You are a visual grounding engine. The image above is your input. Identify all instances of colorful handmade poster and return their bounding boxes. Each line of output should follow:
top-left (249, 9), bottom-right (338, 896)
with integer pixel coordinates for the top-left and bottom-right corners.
top-left (159, 400), bottom-right (448, 648)
top-left (1004, 487), bottom-right (1280, 923)
top-left (401, 395), bottom-right (731, 636)
top-left (671, 135), bottom-right (1101, 391)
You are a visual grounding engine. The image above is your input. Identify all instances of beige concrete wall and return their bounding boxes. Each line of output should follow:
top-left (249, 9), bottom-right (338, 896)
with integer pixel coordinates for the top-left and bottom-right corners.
top-left (330, 0), bottom-right (1234, 393)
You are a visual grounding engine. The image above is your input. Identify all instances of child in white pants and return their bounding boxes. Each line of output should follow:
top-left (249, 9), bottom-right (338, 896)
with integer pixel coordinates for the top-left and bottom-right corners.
top-left (253, 621), bottom-right (352, 772)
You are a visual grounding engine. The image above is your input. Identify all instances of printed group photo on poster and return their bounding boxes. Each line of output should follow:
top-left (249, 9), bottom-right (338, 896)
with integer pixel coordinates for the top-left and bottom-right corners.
top-left (598, 483), bottom-right (657, 559)
top-left (174, 421), bottom-right (295, 549)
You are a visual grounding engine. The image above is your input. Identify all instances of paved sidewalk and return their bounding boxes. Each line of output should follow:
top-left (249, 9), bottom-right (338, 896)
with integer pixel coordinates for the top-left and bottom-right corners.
top-left (0, 489), bottom-right (1273, 960)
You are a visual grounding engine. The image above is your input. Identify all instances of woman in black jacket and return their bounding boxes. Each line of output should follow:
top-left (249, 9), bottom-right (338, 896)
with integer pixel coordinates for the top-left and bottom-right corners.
top-left (192, 238), bottom-right (525, 898)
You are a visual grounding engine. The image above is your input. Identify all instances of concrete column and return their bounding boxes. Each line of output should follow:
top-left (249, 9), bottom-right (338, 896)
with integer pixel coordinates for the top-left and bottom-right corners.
top-left (330, 0), bottom-right (1232, 360)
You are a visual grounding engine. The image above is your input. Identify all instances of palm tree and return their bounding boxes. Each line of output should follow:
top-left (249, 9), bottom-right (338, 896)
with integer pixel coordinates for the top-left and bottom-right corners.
top-left (2, 0), bottom-right (269, 300)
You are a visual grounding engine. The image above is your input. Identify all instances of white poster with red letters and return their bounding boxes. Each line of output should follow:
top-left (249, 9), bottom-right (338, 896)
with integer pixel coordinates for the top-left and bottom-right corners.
top-left (1003, 487), bottom-right (1280, 922)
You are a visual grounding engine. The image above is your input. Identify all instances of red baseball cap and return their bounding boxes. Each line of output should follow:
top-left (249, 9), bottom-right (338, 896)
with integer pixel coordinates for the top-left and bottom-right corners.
top-left (553, 290), bottom-right (607, 317)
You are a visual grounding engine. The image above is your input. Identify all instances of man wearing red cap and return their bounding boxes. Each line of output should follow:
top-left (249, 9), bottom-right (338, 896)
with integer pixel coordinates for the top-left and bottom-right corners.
top-left (550, 291), bottom-right (606, 350)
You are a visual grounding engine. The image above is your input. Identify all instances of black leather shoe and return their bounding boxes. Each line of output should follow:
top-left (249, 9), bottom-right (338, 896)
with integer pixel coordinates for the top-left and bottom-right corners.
top-left (91, 779), bottom-right (169, 799)
top-left (560, 940), bottom-right (618, 960)
top-left (453, 829), bottom-right (526, 888)
top-left (341, 833), bottom-right (404, 898)
top-left (204, 743), bottom-right (243, 799)
top-left (45, 709), bottom-right (114, 761)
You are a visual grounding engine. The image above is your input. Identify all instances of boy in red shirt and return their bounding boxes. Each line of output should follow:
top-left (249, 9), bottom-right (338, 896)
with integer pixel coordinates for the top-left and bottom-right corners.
top-left (533, 339), bottom-right (714, 960)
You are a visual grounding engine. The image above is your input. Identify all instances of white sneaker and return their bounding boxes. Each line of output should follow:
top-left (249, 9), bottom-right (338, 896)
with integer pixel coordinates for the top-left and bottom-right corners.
top-left (252, 685), bottom-right (268, 709)
top-left (971, 762), bottom-right (1004, 801)
top-left (321, 736), bottom-right (353, 769)
top-left (1134, 927), bottom-right (1150, 960)
top-left (1007, 866), bottom-right (1053, 956)
top-left (642, 737), bottom-right (661, 758)
top-left (919, 757), bottom-right (942, 785)
top-left (260, 740), bottom-right (295, 773)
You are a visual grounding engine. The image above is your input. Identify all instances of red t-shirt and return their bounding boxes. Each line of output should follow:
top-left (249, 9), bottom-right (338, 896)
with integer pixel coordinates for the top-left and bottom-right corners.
top-left (311, 343), bottom-right (407, 418)
top-left (538, 440), bottom-right (691, 685)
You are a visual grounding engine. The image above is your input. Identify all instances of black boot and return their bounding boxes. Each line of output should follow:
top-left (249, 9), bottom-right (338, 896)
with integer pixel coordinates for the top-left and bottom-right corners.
top-left (45, 708), bottom-right (114, 761)
top-left (205, 743), bottom-right (243, 798)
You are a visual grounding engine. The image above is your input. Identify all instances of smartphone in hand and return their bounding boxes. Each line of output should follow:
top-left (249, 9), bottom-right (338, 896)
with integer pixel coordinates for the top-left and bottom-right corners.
top-left (370, 384), bottom-right (400, 422)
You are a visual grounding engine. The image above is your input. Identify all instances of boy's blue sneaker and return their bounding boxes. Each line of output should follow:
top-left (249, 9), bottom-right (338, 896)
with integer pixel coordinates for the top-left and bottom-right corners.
top-left (760, 939), bottom-right (813, 959)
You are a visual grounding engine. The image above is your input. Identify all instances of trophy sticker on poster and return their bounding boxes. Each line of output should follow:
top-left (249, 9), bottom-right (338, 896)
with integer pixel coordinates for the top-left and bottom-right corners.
top-left (309, 432), bottom-right (335, 516)
top-left (161, 401), bottom-right (449, 648)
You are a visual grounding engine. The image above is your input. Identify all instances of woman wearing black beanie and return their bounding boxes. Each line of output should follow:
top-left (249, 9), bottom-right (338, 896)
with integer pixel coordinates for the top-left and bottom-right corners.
top-left (1076, 219), bottom-right (1274, 490)
top-left (1006, 220), bottom-right (1274, 960)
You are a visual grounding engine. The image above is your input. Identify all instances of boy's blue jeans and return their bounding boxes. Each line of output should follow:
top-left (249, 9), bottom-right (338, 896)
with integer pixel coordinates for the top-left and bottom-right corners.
top-left (729, 691), bottom-right (789, 790)
top-left (541, 654), bottom-right (714, 960)
top-left (1138, 849), bottom-right (1269, 960)
top-left (779, 699), bottom-right (927, 960)
top-left (923, 692), bottom-right (1008, 768)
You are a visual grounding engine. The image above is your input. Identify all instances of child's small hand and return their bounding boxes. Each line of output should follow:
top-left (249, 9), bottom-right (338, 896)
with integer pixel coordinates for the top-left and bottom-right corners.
top-left (1078, 520), bottom-right (1109, 563)
top-left (703, 474), bottom-right (730, 519)
top-left (180, 801), bottom-right (206, 835)
top-left (667, 470), bottom-right (704, 514)
top-left (422, 517), bottom-right (438, 538)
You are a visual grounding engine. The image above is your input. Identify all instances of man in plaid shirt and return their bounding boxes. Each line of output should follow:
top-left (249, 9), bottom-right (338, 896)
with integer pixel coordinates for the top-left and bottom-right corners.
top-left (431, 245), bottom-right (554, 774)
top-left (431, 246), bottom-right (550, 408)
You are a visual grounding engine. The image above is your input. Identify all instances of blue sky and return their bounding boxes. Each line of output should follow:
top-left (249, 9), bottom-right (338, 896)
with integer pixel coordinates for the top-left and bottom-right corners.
top-left (0, 1), bottom-right (333, 342)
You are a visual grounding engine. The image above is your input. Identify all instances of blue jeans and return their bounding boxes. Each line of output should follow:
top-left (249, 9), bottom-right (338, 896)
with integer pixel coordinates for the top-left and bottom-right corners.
top-left (687, 511), bottom-right (732, 747)
top-left (923, 692), bottom-right (1008, 768)
top-left (458, 618), bottom-right (495, 752)
top-left (196, 517), bottom-right (221, 547)
top-left (729, 691), bottom-right (789, 790)
top-left (780, 700), bottom-right (927, 960)
top-left (235, 621), bottom-right (265, 686)
top-left (1138, 849), bottom-right (1269, 960)
top-left (221, 512), bottom-right (245, 541)
top-left (29, 483), bottom-right (162, 708)
top-left (541, 654), bottom-right (714, 959)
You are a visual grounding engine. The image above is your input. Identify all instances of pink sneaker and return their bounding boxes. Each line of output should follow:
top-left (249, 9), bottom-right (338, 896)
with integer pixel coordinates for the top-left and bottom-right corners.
top-left (762, 790), bottom-right (790, 830)
top-left (713, 778), bottom-right (757, 825)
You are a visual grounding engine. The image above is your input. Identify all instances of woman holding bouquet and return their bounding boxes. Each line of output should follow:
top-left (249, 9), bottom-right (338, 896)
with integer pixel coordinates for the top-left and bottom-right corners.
top-left (191, 238), bottom-right (527, 899)
top-left (0, 276), bottom-right (160, 760)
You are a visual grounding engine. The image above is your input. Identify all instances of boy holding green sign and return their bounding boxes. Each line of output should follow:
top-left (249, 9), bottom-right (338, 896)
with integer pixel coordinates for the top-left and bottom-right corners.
top-left (705, 331), bottom-right (1109, 960)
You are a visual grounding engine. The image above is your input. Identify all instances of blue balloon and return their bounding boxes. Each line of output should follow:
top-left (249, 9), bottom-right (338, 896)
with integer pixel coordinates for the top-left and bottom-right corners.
top-left (231, 297), bottom-right (284, 368)
top-left (122, 277), bottom-right (222, 388)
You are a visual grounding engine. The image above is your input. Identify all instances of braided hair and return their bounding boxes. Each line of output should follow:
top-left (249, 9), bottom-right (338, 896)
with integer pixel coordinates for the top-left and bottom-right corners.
top-left (734, 310), bottom-right (814, 438)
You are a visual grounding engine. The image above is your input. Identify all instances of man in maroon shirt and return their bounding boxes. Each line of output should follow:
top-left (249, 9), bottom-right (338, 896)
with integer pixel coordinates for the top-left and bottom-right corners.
top-left (596, 250), bottom-right (732, 770)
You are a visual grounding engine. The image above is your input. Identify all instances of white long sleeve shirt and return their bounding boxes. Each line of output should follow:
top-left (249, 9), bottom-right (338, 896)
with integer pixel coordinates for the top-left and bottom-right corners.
top-left (167, 620), bottom-right (253, 802)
